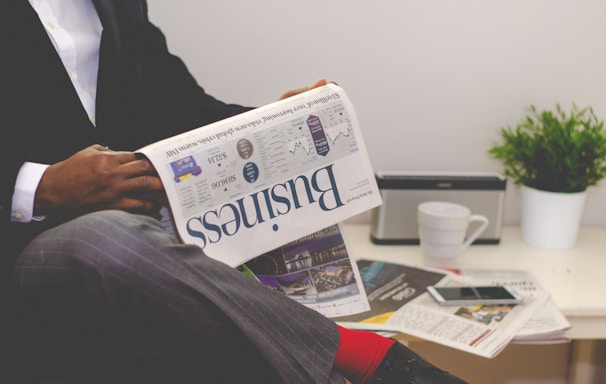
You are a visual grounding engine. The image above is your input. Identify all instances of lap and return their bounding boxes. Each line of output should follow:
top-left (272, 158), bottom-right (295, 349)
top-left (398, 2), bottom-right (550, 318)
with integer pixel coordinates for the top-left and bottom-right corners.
top-left (10, 210), bottom-right (239, 344)
top-left (6, 211), bottom-right (284, 382)
top-left (7, 210), bottom-right (342, 384)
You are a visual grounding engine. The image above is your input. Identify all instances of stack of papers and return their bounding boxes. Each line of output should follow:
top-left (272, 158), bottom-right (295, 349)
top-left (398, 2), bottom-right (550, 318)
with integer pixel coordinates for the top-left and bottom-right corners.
top-left (457, 268), bottom-right (571, 345)
top-left (333, 260), bottom-right (569, 358)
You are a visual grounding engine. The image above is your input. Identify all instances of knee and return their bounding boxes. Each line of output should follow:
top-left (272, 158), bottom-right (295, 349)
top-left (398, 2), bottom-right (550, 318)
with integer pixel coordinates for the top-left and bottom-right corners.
top-left (21, 211), bottom-right (170, 270)
top-left (70, 210), bottom-right (161, 232)
top-left (60, 210), bottom-right (143, 246)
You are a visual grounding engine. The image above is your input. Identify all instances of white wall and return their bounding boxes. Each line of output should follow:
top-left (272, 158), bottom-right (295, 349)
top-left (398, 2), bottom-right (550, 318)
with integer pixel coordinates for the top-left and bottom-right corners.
top-left (147, 0), bottom-right (606, 226)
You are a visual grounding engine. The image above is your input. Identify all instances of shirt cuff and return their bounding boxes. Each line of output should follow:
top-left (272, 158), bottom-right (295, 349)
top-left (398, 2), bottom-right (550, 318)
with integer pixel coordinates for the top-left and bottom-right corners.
top-left (11, 162), bottom-right (50, 223)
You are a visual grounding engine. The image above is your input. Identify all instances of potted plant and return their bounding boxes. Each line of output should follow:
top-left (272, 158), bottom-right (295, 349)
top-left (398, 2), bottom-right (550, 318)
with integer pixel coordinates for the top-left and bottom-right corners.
top-left (488, 103), bottom-right (606, 249)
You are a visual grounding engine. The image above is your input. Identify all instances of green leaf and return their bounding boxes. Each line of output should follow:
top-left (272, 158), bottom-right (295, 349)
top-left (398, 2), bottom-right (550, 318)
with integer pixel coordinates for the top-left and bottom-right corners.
top-left (487, 103), bottom-right (606, 192)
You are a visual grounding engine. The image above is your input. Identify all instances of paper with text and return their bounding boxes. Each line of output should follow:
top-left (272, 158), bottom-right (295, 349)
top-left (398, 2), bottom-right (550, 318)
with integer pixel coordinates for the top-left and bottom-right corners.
top-left (138, 84), bottom-right (381, 266)
top-left (335, 260), bottom-right (550, 358)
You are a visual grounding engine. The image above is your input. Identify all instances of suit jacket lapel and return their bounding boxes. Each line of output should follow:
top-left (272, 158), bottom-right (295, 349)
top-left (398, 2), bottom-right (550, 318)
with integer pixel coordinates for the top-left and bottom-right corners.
top-left (92, 0), bottom-right (122, 50)
top-left (93, 0), bottom-right (145, 149)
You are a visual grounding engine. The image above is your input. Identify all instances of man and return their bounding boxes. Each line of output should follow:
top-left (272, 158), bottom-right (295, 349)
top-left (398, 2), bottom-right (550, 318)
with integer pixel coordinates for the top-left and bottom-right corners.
top-left (0, 1), bottom-right (468, 383)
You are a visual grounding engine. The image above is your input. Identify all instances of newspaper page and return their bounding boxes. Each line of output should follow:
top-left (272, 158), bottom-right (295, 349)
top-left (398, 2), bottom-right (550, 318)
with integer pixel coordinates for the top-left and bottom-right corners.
top-left (335, 260), bottom-right (549, 358)
top-left (239, 224), bottom-right (370, 318)
top-left (137, 84), bottom-right (382, 267)
top-left (456, 268), bottom-right (571, 344)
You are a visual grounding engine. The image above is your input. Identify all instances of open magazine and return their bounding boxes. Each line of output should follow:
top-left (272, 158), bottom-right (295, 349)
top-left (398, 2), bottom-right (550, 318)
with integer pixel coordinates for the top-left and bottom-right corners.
top-left (334, 260), bottom-right (551, 358)
top-left (137, 84), bottom-right (382, 267)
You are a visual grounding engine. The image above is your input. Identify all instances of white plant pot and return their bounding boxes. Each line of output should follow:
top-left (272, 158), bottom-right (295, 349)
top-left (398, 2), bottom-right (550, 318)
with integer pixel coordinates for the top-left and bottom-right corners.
top-left (521, 185), bottom-right (587, 250)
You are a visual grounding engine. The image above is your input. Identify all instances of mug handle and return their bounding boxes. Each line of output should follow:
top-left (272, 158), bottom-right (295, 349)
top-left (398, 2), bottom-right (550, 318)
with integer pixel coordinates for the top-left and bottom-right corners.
top-left (462, 214), bottom-right (489, 250)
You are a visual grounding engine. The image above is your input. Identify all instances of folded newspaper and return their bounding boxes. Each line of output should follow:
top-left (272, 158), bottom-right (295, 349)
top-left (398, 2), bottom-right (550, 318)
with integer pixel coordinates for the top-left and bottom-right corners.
top-left (138, 84), bottom-right (382, 267)
top-left (333, 260), bottom-right (552, 359)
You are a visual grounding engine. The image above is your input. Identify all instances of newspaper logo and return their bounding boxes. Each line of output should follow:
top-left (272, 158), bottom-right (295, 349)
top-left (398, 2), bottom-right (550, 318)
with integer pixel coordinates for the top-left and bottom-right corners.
top-left (185, 164), bottom-right (344, 249)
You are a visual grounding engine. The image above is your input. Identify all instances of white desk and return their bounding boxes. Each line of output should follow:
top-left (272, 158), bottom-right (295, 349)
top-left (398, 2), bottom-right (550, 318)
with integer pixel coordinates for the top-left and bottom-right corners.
top-left (341, 224), bottom-right (606, 383)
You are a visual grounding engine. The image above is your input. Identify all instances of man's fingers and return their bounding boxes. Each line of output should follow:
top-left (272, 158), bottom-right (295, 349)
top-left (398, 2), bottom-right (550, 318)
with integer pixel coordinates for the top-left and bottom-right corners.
top-left (278, 78), bottom-right (330, 100)
top-left (123, 175), bottom-right (163, 193)
top-left (119, 157), bottom-right (158, 179)
top-left (311, 78), bottom-right (328, 88)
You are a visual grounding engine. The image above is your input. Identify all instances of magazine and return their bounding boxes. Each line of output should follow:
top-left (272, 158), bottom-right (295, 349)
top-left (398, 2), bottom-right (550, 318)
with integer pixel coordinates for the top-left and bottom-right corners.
top-left (334, 260), bottom-right (550, 358)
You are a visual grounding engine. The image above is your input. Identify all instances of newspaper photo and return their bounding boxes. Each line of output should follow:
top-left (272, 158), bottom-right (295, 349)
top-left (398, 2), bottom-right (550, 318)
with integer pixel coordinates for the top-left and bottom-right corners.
top-left (137, 84), bottom-right (382, 267)
top-left (335, 260), bottom-right (550, 358)
top-left (239, 224), bottom-right (370, 318)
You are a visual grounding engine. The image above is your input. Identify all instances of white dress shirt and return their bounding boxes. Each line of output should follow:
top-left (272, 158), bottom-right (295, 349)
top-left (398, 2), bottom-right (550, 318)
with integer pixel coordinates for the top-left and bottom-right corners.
top-left (11, 0), bottom-right (102, 223)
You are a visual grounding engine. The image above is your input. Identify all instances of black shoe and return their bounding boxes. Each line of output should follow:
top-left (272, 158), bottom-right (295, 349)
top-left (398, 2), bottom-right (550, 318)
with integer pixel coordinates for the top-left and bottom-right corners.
top-left (371, 342), bottom-right (468, 384)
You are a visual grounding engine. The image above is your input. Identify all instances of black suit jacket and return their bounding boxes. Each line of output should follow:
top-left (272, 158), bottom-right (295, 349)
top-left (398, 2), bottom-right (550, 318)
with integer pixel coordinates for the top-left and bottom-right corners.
top-left (0, 0), bottom-right (251, 343)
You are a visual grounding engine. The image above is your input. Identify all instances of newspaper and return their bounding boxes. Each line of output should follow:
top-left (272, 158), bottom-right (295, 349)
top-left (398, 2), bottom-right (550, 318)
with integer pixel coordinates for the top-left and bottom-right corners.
top-left (334, 260), bottom-right (550, 358)
top-left (456, 268), bottom-right (571, 344)
top-left (239, 224), bottom-right (370, 318)
top-left (137, 84), bottom-right (382, 267)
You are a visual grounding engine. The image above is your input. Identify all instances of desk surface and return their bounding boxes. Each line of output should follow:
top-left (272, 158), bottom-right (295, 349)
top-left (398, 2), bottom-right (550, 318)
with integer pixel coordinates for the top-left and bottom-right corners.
top-left (341, 224), bottom-right (606, 339)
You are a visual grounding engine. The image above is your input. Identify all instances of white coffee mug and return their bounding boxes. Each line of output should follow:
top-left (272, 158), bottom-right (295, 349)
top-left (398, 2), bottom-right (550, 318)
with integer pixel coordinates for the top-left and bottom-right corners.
top-left (418, 201), bottom-right (489, 268)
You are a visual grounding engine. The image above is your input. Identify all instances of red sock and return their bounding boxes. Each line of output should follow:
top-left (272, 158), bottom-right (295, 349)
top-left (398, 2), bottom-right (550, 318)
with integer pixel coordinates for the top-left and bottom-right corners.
top-left (333, 325), bottom-right (395, 384)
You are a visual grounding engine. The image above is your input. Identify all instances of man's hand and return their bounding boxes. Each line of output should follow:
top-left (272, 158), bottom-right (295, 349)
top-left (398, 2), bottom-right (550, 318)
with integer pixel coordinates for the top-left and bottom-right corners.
top-left (278, 78), bottom-right (329, 100)
top-left (34, 144), bottom-right (166, 217)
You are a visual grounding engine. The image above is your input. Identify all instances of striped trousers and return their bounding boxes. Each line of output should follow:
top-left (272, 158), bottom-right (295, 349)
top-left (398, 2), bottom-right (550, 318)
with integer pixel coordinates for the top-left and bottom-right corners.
top-left (7, 210), bottom-right (344, 384)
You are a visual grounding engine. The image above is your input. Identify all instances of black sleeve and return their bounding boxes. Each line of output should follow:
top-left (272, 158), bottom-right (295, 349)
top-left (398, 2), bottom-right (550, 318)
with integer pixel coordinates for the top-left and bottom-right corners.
top-left (125, 8), bottom-right (256, 140)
